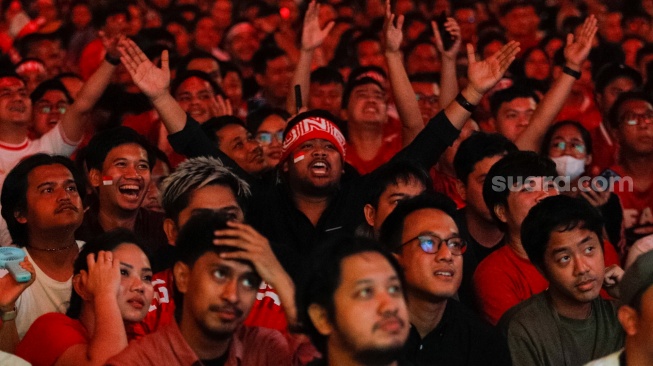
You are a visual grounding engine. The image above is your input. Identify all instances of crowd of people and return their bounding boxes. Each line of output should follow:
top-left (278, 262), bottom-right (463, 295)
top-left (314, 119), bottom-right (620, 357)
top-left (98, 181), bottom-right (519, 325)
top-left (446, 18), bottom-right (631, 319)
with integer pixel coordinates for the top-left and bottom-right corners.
top-left (0, 0), bottom-right (652, 365)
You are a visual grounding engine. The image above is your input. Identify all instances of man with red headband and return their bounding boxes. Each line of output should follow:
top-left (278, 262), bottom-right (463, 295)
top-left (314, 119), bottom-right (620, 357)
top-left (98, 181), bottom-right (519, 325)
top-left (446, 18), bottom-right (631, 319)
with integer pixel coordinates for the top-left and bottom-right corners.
top-left (119, 25), bottom-right (520, 279)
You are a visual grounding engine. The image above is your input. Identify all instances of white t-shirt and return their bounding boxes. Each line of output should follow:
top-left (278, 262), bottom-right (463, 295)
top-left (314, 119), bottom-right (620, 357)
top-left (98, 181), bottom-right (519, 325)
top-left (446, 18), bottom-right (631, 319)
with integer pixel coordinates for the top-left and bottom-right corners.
top-left (0, 124), bottom-right (78, 246)
top-left (14, 241), bottom-right (84, 339)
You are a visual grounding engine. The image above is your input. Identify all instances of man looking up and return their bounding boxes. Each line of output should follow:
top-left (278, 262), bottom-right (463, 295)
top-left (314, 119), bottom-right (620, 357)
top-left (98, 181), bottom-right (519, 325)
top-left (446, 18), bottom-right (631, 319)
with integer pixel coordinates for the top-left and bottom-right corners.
top-left (118, 16), bottom-right (521, 279)
top-left (0, 154), bottom-right (86, 350)
top-left (379, 193), bottom-right (511, 366)
top-left (501, 195), bottom-right (624, 366)
top-left (106, 210), bottom-right (293, 365)
top-left (297, 236), bottom-right (411, 366)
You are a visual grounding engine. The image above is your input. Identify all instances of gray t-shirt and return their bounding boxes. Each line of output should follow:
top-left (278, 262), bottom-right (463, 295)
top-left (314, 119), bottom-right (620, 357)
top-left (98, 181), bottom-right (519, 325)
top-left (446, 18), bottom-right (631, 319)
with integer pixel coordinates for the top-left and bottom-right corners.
top-left (500, 291), bottom-right (624, 366)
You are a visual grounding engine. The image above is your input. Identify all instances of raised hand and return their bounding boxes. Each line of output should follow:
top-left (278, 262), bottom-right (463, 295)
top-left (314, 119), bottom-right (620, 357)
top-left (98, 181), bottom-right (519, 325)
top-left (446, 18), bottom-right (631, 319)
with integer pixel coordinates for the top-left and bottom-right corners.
top-left (602, 264), bottom-right (624, 299)
top-left (301, 0), bottom-right (335, 51)
top-left (80, 251), bottom-right (120, 300)
top-left (208, 95), bottom-right (234, 117)
top-left (383, 0), bottom-right (404, 53)
top-left (432, 17), bottom-right (462, 60)
top-left (0, 257), bottom-right (35, 310)
top-left (466, 41), bottom-right (520, 98)
top-left (118, 38), bottom-right (170, 101)
top-left (564, 15), bottom-right (597, 70)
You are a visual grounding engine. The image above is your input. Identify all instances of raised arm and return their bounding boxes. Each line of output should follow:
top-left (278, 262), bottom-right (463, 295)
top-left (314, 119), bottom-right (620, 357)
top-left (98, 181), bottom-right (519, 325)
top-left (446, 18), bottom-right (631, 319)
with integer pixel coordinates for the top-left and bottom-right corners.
top-left (61, 32), bottom-right (120, 142)
top-left (0, 258), bottom-right (35, 353)
top-left (432, 17), bottom-right (462, 107)
top-left (118, 38), bottom-right (186, 134)
top-left (516, 15), bottom-right (597, 152)
top-left (55, 251), bottom-right (126, 366)
top-left (286, 0), bottom-right (334, 114)
top-left (383, 0), bottom-right (423, 146)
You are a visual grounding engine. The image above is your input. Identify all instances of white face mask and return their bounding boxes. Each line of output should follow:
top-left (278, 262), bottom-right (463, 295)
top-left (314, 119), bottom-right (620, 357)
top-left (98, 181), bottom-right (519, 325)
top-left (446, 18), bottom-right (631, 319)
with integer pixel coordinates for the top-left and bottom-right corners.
top-left (551, 155), bottom-right (586, 180)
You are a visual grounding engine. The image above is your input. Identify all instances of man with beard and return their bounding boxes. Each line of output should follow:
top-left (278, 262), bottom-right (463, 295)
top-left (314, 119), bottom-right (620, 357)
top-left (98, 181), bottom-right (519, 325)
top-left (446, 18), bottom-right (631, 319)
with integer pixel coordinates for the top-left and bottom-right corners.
top-left (500, 196), bottom-right (624, 366)
top-left (118, 25), bottom-right (520, 279)
top-left (0, 155), bottom-right (86, 351)
top-left (76, 127), bottom-right (168, 271)
top-left (106, 210), bottom-right (293, 365)
top-left (379, 193), bottom-right (511, 366)
top-left (297, 236), bottom-right (411, 366)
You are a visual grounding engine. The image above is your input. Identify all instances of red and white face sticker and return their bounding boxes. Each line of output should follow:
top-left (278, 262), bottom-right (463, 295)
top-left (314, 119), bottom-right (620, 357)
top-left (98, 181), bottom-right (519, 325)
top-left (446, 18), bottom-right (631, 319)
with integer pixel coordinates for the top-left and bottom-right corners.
top-left (293, 151), bottom-right (305, 164)
top-left (102, 175), bottom-right (113, 185)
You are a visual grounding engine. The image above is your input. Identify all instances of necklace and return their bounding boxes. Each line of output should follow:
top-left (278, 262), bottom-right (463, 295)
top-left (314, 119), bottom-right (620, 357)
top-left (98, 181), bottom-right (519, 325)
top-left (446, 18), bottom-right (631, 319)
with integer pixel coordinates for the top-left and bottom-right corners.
top-left (27, 242), bottom-right (77, 252)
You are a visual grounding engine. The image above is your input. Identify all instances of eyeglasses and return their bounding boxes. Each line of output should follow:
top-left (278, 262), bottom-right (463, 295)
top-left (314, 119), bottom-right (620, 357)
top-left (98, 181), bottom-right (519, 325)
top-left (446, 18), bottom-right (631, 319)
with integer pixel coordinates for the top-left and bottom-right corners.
top-left (550, 140), bottom-right (586, 154)
top-left (399, 233), bottom-right (467, 256)
top-left (36, 103), bottom-right (67, 115)
top-left (621, 111), bottom-right (653, 127)
top-left (415, 93), bottom-right (439, 105)
top-left (255, 131), bottom-right (283, 145)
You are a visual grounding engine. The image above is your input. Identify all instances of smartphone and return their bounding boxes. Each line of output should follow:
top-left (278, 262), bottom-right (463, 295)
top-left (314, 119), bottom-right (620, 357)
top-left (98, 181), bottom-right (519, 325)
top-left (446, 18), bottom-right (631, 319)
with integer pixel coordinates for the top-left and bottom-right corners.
top-left (294, 85), bottom-right (302, 114)
top-left (437, 11), bottom-right (455, 51)
top-left (594, 168), bottom-right (621, 191)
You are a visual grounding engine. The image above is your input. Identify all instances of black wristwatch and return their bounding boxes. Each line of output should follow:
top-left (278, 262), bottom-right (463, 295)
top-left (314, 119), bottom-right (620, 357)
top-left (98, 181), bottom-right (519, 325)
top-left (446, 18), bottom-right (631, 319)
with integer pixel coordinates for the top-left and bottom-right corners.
top-left (455, 92), bottom-right (476, 112)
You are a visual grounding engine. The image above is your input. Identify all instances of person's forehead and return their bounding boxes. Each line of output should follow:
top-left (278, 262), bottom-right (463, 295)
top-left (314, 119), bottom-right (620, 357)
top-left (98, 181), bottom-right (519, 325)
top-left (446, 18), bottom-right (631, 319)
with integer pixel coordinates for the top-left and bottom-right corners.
top-left (0, 77), bottom-right (26, 88)
top-left (196, 250), bottom-right (254, 274)
top-left (619, 99), bottom-right (653, 114)
top-left (188, 58), bottom-right (219, 71)
top-left (311, 82), bottom-right (343, 91)
top-left (106, 143), bottom-right (148, 160)
top-left (177, 77), bottom-right (212, 93)
top-left (352, 82), bottom-right (383, 94)
top-left (37, 89), bottom-right (68, 102)
top-left (405, 208), bottom-right (456, 231)
top-left (411, 81), bottom-right (439, 95)
top-left (551, 124), bottom-right (583, 140)
top-left (545, 226), bottom-right (598, 253)
top-left (217, 123), bottom-right (247, 138)
top-left (500, 97), bottom-right (537, 111)
top-left (338, 252), bottom-right (396, 289)
top-left (28, 163), bottom-right (74, 185)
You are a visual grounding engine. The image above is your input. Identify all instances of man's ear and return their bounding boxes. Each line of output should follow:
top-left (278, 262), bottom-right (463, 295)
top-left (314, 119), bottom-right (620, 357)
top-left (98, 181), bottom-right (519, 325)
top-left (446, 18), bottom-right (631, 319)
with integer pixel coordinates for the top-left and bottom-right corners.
top-left (308, 303), bottom-right (333, 336)
top-left (14, 210), bottom-right (27, 224)
top-left (173, 262), bottom-right (190, 294)
top-left (363, 204), bottom-right (376, 227)
top-left (88, 168), bottom-right (102, 188)
top-left (618, 305), bottom-right (639, 336)
top-left (163, 218), bottom-right (178, 246)
top-left (494, 203), bottom-right (509, 224)
top-left (455, 179), bottom-right (467, 201)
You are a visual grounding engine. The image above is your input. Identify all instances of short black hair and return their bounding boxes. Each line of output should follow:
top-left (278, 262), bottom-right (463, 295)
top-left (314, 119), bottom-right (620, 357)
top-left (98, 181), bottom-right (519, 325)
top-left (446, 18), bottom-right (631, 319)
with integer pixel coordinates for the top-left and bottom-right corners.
top-left (521, 195), bottom-right (604, 271)
top-left (341, 75), bottom-right (385, 109)
top-left (30, 78), bottom-right (74, 104)
top-left (476, 30), bottom-right (508, 59)
top-left (170, 69), bottom-right (224, 97)
top-left (498, 0), bottom-right (537, 18)
top-left (364, 160), bottom-right (432, 209)
top-left (379, 192), bottom-right (458, 253)
top-left (454, 132), bottom-right (517, 184)
top-left (409, 72), bottom-right (440, 84)
top-left (176, 50), bottom-right (221, 74)
top-left (200, 116), bottom-right (248, 148)
top-left (310, 66), bottom-right (345, 86)
top-left (1, 154), bottom-right (87, 247)
top-left (296, 236), bottom-right (404, 354)
top-left (67, 229), bottom-right (149, 319)
top-left (84, 126), bottom-right (155, 172)
top-left (482, 151), bottom-right (558, 226)
top-left (252, 45), bottom-right (287, 76)
top-left (246, 105), bottom-right (290, 134)
top-left (489, 85), bottom-right (540, 118)
top-left (540, 121), bottom-right (593, 156)
top-left (594, 63), bottom-right (642, 95)
top-left (608, 91), bottom-right (653, 129)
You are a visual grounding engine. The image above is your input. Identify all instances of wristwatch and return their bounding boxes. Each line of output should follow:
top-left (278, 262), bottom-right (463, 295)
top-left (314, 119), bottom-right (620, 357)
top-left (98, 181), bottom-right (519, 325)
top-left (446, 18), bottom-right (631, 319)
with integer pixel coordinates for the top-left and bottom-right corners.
top-left (0, 306), bottom-right (17, 322)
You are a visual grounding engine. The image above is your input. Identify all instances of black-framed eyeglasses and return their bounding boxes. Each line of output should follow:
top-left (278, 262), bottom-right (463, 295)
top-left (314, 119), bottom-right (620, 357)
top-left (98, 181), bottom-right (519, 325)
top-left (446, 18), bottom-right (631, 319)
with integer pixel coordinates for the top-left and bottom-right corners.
top-left (256, 131), bottom-right (283, 145)
top-left (399, 233), bottom-right (467, 256)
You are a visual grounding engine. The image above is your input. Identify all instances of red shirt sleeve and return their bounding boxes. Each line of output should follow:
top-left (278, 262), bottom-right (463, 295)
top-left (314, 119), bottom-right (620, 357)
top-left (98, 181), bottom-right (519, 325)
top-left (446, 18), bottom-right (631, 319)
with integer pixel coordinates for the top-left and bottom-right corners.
top-left (15, 313), bottom-right (88, 366)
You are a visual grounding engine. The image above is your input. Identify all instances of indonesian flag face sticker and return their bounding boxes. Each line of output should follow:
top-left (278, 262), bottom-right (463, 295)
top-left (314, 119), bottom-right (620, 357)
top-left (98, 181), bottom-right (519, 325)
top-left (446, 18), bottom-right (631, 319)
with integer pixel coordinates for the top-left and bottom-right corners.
top-left (102, 175), bottom-right (113, 186)
top-left (293, 151), bottom-right (306, 164)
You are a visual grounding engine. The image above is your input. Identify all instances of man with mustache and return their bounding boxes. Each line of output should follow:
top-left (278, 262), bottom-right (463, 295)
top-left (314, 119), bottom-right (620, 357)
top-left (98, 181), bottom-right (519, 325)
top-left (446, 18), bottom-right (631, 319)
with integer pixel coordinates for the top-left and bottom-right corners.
top-left (76, 127), bottom-right (168, 272)
top-left (500, 195), bottom-right (624, 366)
top-left (297, 236), bottom-right (411, 366)
top-left (0, 154), bottom-right (86, 351)
top-left (379, 193), bottom-right (511, 366)
top-left (107, 210), bottom-right (294, 365)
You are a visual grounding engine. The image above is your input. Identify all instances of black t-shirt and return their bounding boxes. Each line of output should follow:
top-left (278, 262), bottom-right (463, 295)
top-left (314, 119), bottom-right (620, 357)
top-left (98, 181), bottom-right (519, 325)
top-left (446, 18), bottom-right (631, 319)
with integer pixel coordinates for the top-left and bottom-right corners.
top-left (200, 351), bottom-right (228, 366)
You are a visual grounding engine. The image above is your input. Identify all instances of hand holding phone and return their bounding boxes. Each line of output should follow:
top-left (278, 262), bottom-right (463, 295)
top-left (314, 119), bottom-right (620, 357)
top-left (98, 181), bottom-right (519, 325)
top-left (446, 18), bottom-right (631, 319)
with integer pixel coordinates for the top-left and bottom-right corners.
top-left (437, 11), bottom-right (455, 51)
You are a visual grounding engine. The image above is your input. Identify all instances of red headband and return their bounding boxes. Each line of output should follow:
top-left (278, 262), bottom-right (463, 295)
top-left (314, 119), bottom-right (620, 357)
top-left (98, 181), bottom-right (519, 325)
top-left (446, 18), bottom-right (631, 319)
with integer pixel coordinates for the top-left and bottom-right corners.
top-left (280, 116), bottom-right (346, 162)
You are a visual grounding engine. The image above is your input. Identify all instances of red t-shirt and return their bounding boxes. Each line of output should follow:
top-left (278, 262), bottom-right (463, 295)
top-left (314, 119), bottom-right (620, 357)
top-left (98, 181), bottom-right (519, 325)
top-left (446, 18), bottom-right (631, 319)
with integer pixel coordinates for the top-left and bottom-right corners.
top-left (138, 269), bottom-right (289, 335)
top-left (431, 167), bottom-right (465, 209)
top-left (610, 165), bottom-right (653, 248)
top-left (474, 242), bottom-right (621, 325)
top-left (346, 133), bottom-right (403, 175)
top-left (16, 313), bottom-right (88, 366)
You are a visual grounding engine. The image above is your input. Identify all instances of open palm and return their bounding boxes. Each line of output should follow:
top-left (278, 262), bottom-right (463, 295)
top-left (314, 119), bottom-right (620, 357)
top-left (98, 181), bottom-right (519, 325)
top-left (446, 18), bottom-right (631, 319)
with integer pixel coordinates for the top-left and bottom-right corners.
top-left (118, 38), bottom-right (170, 100)
top-left (302, 0), bottom-right (334, 51)
top-left (467, 41), bottom-right (520, 95)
